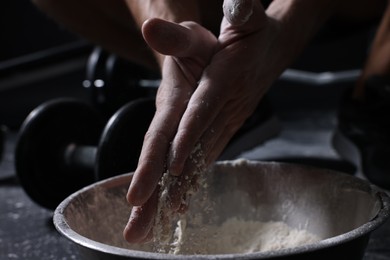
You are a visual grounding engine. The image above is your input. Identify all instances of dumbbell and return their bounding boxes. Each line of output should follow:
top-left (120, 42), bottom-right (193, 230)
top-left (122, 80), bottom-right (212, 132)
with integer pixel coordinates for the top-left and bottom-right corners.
top-left (15, 97), bottom-right (155, 210)
top-left (83, 47), bottom-right (160, 118)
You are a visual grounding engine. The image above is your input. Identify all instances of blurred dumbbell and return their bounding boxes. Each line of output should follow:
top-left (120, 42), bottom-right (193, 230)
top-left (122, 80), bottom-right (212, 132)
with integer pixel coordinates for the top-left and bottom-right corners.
top-left (83, 47), bottom-right (160, 118)
top-left (15, 97), bottom-right (155, 209)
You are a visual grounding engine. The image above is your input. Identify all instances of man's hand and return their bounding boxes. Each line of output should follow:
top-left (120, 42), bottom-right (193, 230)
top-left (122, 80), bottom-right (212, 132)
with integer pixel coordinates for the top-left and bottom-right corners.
top-left (123, 17), bottom-right (218, 243)
top-left (124, 0), bottom-right (332, 244)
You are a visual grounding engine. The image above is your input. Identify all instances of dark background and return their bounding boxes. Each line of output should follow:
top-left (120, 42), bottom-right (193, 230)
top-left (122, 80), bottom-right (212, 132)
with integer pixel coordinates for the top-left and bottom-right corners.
top-left (0, 0), bottom-right (92, 129)
top-left (1, 1), bottom-right (389, 259)
top-left (0, 0), bottom-right (376, 129)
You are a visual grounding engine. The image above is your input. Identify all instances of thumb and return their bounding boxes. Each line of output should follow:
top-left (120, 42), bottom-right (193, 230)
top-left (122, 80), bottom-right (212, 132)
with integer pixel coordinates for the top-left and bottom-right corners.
top-left (142, 18), bottom-right (217, 61)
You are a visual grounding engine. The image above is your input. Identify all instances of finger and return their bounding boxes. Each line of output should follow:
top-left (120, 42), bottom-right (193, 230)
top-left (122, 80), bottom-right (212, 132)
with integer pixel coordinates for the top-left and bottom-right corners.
top-left (167, 19), bottom-right (273, 176)
top-left (205, 122), bottom-right (242, 165)
top-left (142, 18), bottom-right (217, 86)
top-left (127, 58), bottom-right (195, 206)
top-left (177, 197), bottom-right (190, 214)
top-left (220, 0), bottom-right (266, 42)
top-left (202, 97), bottom-right (256, 162)
top-left (166, 55), bottom-right (249, 176)
top-left (167, 77), bottom-right (224, 177)
top-left (223, 0), bottom-right (254, 26)
top-left (123, 188), bottom-right (159, 243)
top-left (166, 126), bottom-right (240, 213)
top-left (168, 171), bottom-right (202, 212)
top-left (167, 146), bottom-right (207, 211)
top-left (139, 228), bottom-right (154, 244)
top-left (167, 97), bottom-right (256, 210)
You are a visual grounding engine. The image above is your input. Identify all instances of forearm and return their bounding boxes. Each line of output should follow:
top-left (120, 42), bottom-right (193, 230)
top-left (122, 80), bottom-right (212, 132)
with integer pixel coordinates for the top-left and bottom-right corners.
top-left (267, 0), bottom-right (386, 58)
top-left (266, 0), bottom-right (337, 64)
top-left (125, 0), bottom-right (202, 67)
top-left (125, 0), bottom-right (201, 25)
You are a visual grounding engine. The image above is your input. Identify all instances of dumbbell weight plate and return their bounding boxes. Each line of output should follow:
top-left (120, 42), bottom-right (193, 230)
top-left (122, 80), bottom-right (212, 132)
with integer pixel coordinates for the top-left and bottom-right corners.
top-left (96, 98), bottom-right (155, 180)
top-left (15, 98), bottom-right (104, 209)
top-left (85, 47), bottom-right (159, 119)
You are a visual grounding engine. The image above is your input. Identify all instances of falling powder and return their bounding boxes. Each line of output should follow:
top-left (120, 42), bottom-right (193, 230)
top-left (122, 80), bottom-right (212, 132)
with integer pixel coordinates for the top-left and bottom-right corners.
top-left (68, 158), bottom-right (322, 256)
top-left (152, 143), bottom-right (207, 253)
top-left (150, 149), bottom-right (321, 255)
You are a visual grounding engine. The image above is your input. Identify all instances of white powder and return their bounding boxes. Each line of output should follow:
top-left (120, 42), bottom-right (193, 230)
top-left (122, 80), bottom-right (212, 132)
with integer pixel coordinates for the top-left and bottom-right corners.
top-left (171, 217), bottom-right (320, 255)
top-left (150, 155), bottom-right (320, 255)
top-left (223, 0), bottom-right (254, 25)
top-left (69, 185), bottom-right (320, 256)
top-left (152, 143), bottom-right (207, 253)
top-left (67, 159), bottom-right (322, 256)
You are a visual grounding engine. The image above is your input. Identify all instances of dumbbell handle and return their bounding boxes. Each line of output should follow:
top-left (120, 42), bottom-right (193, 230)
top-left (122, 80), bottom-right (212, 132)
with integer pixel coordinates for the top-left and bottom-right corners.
top-left (64, 144), bottom-right (97, 171)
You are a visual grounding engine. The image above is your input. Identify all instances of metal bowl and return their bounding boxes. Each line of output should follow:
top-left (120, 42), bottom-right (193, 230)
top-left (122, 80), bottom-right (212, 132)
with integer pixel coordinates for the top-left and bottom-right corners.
top-left (54, 160), bottom-right (390, 260)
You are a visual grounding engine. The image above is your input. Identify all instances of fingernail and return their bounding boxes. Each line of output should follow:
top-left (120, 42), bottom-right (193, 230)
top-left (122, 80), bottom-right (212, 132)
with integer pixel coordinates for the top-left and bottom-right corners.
top-left (168, 150), bottom-right (182, 176)
top-left (127, 184), bottom-right (144, 206)
top-left (223, 0), bottom-right (254, 26)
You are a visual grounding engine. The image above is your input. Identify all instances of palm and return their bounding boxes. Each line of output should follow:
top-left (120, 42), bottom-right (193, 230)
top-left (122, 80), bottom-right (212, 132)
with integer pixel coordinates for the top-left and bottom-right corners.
top-left (124, 1), bottom-right (286, 244)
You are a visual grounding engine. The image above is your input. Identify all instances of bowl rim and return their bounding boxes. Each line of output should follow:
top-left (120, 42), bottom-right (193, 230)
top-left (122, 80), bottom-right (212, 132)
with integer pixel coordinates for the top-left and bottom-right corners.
top-left (53, 161), bottom-right (390, 259)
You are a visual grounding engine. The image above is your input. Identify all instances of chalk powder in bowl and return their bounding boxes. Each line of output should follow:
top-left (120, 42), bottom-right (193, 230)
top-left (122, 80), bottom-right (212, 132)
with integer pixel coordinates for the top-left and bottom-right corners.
top-left (151, 155), bottom-right (321, 255)
top-left (167, 217), bottom-right (321, 255)
top-left (67, 159), bottom-right (322, 255)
